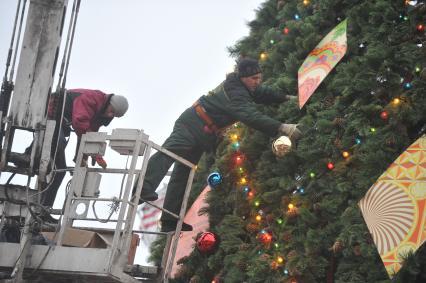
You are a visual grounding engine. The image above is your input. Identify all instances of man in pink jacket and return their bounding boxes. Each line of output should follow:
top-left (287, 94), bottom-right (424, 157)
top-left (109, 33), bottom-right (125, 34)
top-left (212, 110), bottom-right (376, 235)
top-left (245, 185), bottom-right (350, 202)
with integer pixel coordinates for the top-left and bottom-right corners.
top-left (43, 89), bottom-right (128, 210)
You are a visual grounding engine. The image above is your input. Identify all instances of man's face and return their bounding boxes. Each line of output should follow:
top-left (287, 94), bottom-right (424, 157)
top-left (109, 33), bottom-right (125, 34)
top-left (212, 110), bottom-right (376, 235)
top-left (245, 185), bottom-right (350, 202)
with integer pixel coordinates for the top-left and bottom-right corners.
top-left (103, 104), bottom-right (116, 118)
top-left (240, 73), bottom-right (262, 92)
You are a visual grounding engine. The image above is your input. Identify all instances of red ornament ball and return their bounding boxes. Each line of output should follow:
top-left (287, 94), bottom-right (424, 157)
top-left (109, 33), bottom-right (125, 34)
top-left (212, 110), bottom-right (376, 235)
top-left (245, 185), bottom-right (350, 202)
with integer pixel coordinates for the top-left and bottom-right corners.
top-left (417, 24), bottom-right (424, 32)
top-left (380, 111), bottom-right (388, 120)
top-left (327, 162), bottom-right (334, 170)
top-left (196, 232), bottom-right (218, 254)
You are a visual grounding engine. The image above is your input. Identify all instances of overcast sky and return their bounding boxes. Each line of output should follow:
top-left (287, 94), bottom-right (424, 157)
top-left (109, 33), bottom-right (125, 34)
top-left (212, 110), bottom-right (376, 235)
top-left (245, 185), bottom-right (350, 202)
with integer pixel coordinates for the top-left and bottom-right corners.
top-left (0, 0), bottom-right (264, 265)
top-left (1, 0), bottom-right (264, 143)
top-left (0, 0), bottom-right (264, 179)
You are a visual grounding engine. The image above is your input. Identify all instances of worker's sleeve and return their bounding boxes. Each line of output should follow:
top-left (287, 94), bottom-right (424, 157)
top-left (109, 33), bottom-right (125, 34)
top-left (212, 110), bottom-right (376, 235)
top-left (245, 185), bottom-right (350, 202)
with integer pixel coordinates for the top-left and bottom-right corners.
top-left (72, 94), bottom-right (98, 136)
top-left (252, 85), bottom-right (288, 104)
top-left (227, 87), bottom-right (281, 137)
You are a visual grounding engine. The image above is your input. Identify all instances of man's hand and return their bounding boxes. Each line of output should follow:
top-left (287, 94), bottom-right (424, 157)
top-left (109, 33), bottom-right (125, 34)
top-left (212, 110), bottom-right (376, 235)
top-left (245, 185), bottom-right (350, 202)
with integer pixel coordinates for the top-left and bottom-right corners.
top-left (78, 154), bottom-right (89, 167)
top-left (278, 123), bottom-right (303, 143)
top-left (91, 155), bottom-right (107, 169)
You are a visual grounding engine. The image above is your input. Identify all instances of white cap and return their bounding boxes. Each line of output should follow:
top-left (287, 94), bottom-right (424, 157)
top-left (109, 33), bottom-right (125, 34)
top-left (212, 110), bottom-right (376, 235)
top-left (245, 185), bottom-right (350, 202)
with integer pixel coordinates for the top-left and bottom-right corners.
top-left (110, 94), bottom-right (128, 117)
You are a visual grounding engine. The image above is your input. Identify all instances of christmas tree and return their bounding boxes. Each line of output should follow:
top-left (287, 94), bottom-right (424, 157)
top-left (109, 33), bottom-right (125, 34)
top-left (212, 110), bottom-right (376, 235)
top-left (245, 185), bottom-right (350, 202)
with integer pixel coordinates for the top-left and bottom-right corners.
top-left (155, 1), bottom-right (426, 282)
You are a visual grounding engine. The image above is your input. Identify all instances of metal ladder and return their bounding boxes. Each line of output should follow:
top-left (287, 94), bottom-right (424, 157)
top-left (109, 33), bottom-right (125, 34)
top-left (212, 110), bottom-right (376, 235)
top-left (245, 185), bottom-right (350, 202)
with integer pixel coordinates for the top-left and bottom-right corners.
top-left (0, 128), bottom-right (196, 282)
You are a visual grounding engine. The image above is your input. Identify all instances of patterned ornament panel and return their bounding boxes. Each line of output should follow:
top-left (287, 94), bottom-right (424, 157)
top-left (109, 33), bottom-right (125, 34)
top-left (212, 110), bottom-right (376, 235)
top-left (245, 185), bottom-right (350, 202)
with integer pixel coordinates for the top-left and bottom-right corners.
top-left (359, 135), bottom-right (426, 278)
top-left (298, 19), bottom-right (347, 108)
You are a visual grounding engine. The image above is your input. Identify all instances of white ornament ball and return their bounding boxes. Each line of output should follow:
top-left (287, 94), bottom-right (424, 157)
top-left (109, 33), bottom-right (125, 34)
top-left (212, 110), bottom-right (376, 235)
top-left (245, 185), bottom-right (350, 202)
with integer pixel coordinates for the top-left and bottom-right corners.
top-left (272, 135), bottom-right (292, 157)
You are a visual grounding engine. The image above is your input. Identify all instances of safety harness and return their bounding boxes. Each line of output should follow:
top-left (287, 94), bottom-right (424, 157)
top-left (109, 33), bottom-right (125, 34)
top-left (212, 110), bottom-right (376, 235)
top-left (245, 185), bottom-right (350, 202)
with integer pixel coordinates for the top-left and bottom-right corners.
top-left (192, 100), bottom-right (226, 135)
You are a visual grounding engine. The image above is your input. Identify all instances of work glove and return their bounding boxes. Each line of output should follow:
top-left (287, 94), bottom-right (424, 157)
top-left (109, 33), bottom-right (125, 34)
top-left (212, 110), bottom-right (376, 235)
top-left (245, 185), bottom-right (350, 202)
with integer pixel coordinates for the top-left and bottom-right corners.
top-left (278, 123), bottom-right (303, 143)
top-left (91, 155), bottom-right (107, 169)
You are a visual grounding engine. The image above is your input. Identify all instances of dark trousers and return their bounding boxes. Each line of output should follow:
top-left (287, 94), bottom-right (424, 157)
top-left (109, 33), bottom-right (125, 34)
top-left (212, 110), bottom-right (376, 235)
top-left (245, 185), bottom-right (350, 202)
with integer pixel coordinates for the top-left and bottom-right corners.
top-left (142, 108), bottom-right (215, 222)
top-left (41, 128), bottom-right (68, 207)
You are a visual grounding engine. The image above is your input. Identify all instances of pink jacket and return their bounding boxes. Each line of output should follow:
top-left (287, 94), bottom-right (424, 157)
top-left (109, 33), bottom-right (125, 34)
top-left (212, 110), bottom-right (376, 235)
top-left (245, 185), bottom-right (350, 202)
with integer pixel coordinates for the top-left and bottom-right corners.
top-left (68, 89), bottom-right (112, 136)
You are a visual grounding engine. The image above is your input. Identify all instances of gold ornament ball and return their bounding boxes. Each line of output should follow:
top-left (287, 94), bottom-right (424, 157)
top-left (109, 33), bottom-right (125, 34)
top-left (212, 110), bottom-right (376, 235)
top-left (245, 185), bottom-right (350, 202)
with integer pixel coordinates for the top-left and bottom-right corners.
top-left (272, 135), bottom-right (292, 157)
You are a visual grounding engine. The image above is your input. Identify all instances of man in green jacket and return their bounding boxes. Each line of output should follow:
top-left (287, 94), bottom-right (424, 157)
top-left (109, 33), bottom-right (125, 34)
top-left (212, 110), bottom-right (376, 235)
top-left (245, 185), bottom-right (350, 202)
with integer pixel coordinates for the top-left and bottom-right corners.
top-left (138, 58), bottom-right (302, 232)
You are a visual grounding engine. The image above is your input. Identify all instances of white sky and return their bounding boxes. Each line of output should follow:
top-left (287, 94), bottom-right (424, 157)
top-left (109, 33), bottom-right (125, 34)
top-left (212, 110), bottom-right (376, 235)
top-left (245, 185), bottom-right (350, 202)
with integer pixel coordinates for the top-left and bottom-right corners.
top-left (1, 0), bottom-right (264, 143)
top-left (1, 0), bottom-right (265, 142)
top-left (0, 0), bottom-right (264, 266)
top-left (0, 0), bottom-right (265, 184)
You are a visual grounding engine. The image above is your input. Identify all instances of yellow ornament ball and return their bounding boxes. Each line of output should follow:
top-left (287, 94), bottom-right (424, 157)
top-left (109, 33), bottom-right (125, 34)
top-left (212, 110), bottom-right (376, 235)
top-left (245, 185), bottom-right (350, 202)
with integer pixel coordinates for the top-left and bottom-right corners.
top-left (272, 135), bottom-right (292, 157)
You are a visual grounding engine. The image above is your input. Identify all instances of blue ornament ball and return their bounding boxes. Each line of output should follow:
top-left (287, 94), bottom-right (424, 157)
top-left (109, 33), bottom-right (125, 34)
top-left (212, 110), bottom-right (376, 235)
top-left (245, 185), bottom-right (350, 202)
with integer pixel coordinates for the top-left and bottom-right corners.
top-left (207, 172), bottom-right (222, 188)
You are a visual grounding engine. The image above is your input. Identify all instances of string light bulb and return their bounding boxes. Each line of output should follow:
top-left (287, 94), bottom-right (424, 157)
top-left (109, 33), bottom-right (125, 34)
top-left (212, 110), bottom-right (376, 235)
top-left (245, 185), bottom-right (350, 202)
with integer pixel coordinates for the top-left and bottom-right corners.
top-left (342, 151), bottom-right (350, 158)
top-left (283, 27), bottom-right (289, 34)
top-left (260, 52), bottom-right (267, 60)
top-left (256, 215), bottom-right (262, 221)
top-left (232, 142), bottom-right (240, 150)
top-left (403, 82), bottom-right (413, 90)
top-left (327, 162), bottom-right (335, 170)
top-left (277, 256), bottom-right (284, 264)
top-left (392, 97), bottom-right (401, 105)
top-left (235, 155), bottom-right (243, 164)
top-left (303, 0), bottom-right (310, 5)
top-left (288, 203), bottom-right (295, 210)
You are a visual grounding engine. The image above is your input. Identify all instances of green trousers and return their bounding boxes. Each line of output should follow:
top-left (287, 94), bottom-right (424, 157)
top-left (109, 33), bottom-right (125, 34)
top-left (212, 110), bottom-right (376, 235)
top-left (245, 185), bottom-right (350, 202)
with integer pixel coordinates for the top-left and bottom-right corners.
top-left (142, 107), bottom-right (216, 222)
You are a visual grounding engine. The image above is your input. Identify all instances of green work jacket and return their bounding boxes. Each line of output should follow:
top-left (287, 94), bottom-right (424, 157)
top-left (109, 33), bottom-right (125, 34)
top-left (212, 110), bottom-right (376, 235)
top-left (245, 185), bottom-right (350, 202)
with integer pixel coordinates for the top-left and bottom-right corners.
top-left (198, 72), bottom-right (287, 137)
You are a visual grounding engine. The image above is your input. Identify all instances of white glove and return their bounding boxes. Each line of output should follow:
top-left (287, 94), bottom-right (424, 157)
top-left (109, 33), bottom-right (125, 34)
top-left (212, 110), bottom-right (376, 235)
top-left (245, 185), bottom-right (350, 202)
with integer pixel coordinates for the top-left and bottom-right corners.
top-left (278, 124), bottom-right (302, 143)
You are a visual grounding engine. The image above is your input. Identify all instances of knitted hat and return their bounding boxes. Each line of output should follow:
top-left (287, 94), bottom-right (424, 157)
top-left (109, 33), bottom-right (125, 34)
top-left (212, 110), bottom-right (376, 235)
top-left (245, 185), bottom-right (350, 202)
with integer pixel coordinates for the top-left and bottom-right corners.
top-left (109, 94), bottom-right (128, 117)
top-left (237, 58), bottom-right (262, 78)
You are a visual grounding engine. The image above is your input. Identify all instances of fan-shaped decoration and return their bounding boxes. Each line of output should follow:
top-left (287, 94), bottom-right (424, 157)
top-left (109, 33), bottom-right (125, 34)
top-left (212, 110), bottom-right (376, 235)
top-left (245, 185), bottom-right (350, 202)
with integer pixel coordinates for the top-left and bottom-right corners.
top-left (359, 182), bottom-right (415, 255)
top-left (359, 135), bottom-right (426, 278)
